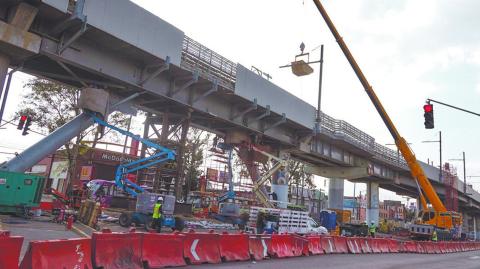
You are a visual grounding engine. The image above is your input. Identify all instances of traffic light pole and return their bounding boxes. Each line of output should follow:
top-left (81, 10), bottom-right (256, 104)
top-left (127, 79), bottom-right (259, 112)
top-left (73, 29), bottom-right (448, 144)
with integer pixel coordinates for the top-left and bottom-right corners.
top-left (427, 98), bottom-right (480, 118)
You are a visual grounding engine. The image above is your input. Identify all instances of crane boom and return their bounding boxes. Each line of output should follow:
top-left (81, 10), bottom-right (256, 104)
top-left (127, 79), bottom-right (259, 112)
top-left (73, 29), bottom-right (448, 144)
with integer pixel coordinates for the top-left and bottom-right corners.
top-left (311, 1), bottom-right (449, 216)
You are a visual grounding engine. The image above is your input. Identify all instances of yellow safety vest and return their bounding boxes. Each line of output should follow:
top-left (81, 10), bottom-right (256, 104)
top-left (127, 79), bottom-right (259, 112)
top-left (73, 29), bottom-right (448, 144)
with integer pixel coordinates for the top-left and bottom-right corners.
top-left (369, 225), bottom-right (377, 233)
top-left (432, 231), bottom-right (438, 241)
top-left (153, 203), bottom-right (162, 219)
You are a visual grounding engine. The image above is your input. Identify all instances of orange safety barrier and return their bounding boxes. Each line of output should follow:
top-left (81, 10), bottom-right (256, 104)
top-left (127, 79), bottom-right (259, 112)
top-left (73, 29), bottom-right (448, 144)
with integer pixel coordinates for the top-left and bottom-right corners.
top-left (142, 232), bottom-right (186, 268)
top-left (306, 235), bottom-right (323, 255)
top-left (92, 229), bottom-right (143, 269)
top-left (416, 241), bottom-right (426, 254)
top-left (0, 232), bottom-right (23, 269)
top-left (219, 232), bottom-right (251, 262)
top-left (346, 238), bottom-right (361, 254)
top-left (182, 230), bottom-right (221, 265)
top-left (333, 236), bottom-right (348, 254)
top-left (321, 236), bottom-right (337, 254)
top-left (19, 238), bottom-right (92, 269)
top-left (249, 234), bottom-right (272, 261)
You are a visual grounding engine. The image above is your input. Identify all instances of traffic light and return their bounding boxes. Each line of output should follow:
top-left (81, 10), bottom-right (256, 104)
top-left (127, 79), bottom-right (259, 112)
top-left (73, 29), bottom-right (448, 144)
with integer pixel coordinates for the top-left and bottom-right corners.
top-left (22, 116), bottom-right (32, 136)
top-left (17, 115), bottom-right (27, 130)
top-left (424, 103), bottom-right (434, 129)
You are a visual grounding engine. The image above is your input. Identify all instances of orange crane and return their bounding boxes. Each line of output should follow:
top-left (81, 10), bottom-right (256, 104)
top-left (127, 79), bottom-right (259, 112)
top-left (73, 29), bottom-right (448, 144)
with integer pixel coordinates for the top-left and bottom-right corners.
top-left (311, 0), bottom-right (462, 238)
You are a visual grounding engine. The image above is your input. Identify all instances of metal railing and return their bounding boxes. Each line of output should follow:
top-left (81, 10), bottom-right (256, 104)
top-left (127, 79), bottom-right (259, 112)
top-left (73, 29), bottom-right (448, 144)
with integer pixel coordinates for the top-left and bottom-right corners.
top-left (318, 112), bottom-right (375, 153)
top-left (179, 37), bottom-right (408, 170)
top-left (181, 36), bottom-right (237, 90)
top-left (373, 143), bottom-right (408, 168)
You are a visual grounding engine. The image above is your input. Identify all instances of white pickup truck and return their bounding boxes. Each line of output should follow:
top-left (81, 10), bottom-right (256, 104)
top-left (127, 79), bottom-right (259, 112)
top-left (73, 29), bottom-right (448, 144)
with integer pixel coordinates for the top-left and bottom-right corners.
top-left (247, 206), bottom-right (328, 235)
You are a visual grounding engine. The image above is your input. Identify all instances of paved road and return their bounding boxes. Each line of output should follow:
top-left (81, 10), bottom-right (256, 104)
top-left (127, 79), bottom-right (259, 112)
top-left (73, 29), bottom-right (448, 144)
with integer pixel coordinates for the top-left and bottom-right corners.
top-left (186, 251), bottom-right (480, 269)
top-left (0, 215), bottom-right (79, 257)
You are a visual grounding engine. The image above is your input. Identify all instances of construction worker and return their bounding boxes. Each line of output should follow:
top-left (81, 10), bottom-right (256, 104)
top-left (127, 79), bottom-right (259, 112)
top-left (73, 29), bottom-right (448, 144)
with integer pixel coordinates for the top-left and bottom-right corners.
top-left (257, 209), bottom-right (266, 234)
top-left (369, 221), bottom-right (377, 238)
top-left (432, 229), bottom-right (438, 242)
top-left (152, 196), bottom-right (163, 233)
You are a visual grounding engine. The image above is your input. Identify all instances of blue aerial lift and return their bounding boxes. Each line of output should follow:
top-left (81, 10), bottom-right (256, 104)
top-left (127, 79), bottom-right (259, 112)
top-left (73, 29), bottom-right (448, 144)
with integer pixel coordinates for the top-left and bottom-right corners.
top-left (89, 113), bottom-right (175, 197)
top-left (88, 113), bottom-right (183, 231)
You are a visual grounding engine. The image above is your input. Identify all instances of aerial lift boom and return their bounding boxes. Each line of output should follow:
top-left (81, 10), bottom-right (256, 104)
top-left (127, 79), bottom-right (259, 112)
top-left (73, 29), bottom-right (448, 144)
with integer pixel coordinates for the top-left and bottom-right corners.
top-left (250, 145), bottom-right (288, 208)
top-left (312, 0), bottom-right (461, 231)
top-left (89, 112), bottom-right (175, 197)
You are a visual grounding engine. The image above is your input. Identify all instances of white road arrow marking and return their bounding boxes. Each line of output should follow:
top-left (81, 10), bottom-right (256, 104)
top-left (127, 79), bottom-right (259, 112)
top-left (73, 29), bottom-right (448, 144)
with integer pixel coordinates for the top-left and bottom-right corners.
top-left (261, 239), bottom-right (268, 257)
top-left (191, 239), bottom-right (200, 261)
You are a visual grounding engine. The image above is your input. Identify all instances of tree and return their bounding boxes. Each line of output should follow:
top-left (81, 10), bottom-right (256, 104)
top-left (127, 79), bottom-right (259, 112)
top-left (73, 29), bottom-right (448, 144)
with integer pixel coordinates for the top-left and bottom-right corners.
top-left (17, 78), bottom-right (129, 193)
top-left (182, 128), bottom-right (211, 197)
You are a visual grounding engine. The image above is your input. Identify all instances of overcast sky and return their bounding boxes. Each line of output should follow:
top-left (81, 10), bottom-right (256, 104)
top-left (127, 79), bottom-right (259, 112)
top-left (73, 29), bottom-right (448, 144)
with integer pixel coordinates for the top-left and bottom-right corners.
top-left (1, 0), bottom-right (479, 201)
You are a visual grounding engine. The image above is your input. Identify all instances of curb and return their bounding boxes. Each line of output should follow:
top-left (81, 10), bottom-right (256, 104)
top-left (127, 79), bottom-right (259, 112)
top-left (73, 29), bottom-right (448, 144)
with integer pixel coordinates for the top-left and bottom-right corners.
top-left (71, 223), bottom-right (94, 238)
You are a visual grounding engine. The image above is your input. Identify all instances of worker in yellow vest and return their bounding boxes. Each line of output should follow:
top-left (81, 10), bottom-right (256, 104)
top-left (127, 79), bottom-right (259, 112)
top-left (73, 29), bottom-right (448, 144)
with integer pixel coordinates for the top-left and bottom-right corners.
top-left (432, 229), bottom-right (438, 242)
top-left (152, 196), bottom-right (163, 233)
top-left (369, 221), bottom-right (377, 238)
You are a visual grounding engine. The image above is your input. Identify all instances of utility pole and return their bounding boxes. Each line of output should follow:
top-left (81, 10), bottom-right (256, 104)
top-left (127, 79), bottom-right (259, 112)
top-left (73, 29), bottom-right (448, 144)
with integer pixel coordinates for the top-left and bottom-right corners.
top-left (449, 152), bottom-right (467, 194)
top-left (317, 45), bottom-right (324, 123)
top-left (422, 131), bottom-right (442, 182)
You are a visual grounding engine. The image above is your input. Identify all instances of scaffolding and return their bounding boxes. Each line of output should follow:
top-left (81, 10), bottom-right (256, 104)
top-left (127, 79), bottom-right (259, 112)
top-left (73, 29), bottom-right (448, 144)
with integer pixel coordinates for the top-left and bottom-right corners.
top-left (443, 163), bottom-right (459, 212)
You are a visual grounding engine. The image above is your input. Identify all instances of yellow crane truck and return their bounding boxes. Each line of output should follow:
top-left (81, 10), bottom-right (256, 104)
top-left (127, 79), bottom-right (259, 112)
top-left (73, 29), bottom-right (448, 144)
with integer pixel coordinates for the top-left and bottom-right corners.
top-left (312, 0), bottom-right (462, 240)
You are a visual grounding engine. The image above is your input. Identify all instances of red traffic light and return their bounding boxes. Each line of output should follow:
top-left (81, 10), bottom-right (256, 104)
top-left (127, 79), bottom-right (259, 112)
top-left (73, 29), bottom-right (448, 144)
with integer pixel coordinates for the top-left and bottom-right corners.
top-left (423, 104), bottom-right (433, 113)
top-left (17, 115), bottom-right (28, 130)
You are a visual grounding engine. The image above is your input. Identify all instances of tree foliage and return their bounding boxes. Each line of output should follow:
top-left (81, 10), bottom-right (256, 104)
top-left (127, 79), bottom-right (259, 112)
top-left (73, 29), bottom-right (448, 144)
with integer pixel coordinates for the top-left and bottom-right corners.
top-left (17, 78), bottom-right (130, 191)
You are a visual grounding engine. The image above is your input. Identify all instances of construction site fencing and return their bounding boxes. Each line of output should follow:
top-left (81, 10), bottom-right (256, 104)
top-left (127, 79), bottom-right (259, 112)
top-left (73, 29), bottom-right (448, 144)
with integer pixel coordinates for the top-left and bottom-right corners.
top-left (3, 231), bottom-right (480, 268)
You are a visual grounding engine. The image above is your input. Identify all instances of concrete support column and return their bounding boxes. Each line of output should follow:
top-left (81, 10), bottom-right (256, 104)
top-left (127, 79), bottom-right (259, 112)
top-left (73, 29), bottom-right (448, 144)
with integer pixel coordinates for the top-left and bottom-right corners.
top-left (463, 212), bottom-right (469, 235)
top-left (271, 151), bottom-right (289, 208)
top-left (328, 178), bottom-right (344, 210)
top-left (0, 54), bottom-right (10, 92)
top-left (366, 181), bottom-right (379, 225)
top-left (474, 216), bottom-right (477, 241)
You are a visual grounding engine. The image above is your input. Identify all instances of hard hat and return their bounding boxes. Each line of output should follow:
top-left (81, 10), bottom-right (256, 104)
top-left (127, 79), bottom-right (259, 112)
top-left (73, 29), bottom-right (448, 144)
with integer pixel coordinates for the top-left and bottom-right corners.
top-left (157, 197), bottom-right (163, 202)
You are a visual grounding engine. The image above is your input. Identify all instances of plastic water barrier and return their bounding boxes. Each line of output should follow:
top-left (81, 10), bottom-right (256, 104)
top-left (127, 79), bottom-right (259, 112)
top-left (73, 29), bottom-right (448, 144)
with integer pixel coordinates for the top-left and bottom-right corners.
top-left (5, 230), bottom-right (479, 267)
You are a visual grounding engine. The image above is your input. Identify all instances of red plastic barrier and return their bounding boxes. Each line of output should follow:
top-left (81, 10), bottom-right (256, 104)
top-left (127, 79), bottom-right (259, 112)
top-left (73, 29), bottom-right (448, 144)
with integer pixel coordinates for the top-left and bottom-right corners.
top-left (19, 238), bottom-right (92, 269)
top-left (402, 241), bottom-right (417, 253)
top-left (249, 235), bottom-right (272, 261)
top-left (385, 239), bottom-right (399, 253)
top-left (92, 230), bottom-right (143, 269)
top-left (377, 239), bottom-right (390, 253)
top-left (219, 232), bottom-right (250, 262)
top-left (357, 238), bottom-right (372, 254)
top-left (0, 233), bottom-right (23, 269)
top-left (271, 234), bottom-right (295, 258)
top-left (321, 236), bottom-right (336, 254)
top-left (291, 235), bottom-right (309, 256)
top-left (346, 238), bottom-right (361, 254)
top-left (333, 236), bottom-right (348, 254)
top-left (369, 238), bottom-right (381, 253)
top-left (142, 232), bottom-right (186, 268)
top-left (416, 242), bottom-right (426, 254)
top-left (307, 236), bottom-right (323, 255)
top-left (182, 230), bottom-right (221, 265)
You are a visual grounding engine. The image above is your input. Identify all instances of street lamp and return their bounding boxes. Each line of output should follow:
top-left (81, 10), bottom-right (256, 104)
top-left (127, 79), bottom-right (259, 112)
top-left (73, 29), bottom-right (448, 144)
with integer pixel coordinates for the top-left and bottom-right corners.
top-left (280, 43), bottom-right (325, 130)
